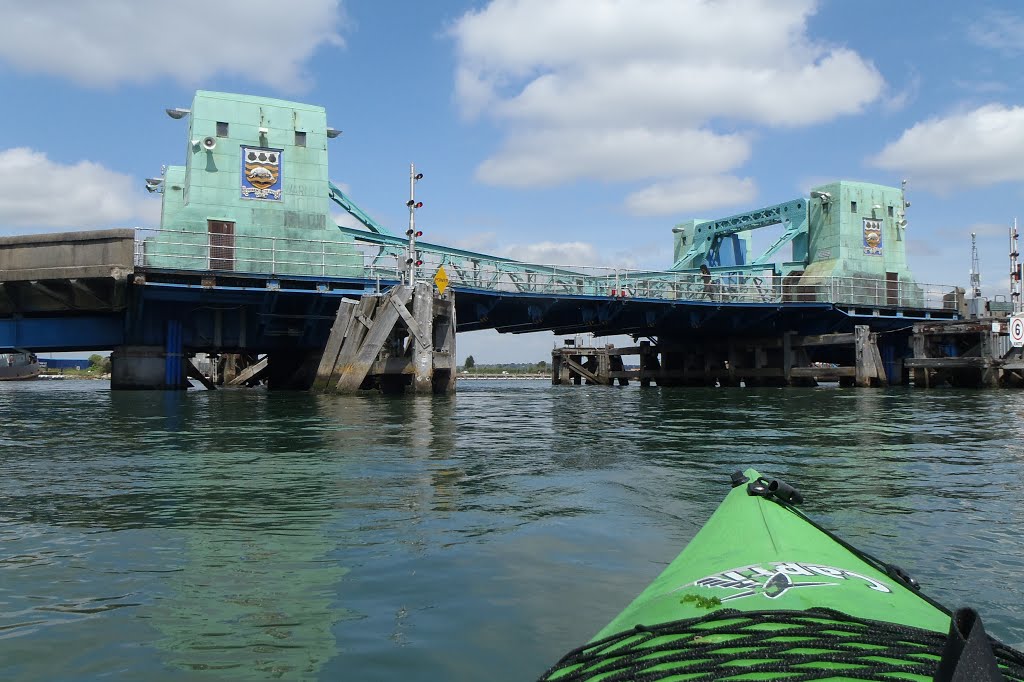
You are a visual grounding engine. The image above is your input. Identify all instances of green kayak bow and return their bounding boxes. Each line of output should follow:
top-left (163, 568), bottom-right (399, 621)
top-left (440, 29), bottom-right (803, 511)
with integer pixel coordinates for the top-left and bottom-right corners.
top-left (541, 469), bottom-right (1024, 682)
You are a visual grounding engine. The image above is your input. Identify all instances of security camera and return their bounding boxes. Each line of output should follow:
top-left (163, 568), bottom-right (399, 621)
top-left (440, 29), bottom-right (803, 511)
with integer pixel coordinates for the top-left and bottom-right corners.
top-left (201, 136), bottom-right (217, 151)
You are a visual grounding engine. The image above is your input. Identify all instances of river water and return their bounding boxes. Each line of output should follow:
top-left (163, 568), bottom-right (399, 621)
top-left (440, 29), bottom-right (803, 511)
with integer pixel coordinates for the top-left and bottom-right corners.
top-left (1, 379), bottom-right (1023, 680)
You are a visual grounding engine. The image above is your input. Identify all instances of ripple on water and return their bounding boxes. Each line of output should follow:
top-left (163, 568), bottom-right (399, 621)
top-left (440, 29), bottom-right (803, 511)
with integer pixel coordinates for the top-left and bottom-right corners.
top-left (1, 381), bottom-right (1024, 680)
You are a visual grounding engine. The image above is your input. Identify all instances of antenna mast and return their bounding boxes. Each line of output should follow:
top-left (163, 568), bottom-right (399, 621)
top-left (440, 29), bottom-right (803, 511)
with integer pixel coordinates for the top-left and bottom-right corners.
top-left (970, 232), bottom-right (981, 299)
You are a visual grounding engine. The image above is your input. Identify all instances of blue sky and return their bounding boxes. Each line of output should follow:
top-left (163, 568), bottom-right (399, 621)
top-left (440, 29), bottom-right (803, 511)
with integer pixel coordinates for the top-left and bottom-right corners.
top-left (1, 0), bottom-right (1023, 363)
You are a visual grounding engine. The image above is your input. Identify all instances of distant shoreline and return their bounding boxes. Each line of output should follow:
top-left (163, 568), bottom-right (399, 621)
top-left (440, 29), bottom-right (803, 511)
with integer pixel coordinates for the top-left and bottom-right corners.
top-left (459, 374), bottom-right (548, 380)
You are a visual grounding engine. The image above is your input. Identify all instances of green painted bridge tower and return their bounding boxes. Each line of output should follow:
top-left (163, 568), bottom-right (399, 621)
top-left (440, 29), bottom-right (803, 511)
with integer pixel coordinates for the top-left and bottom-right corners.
top-left (143, 91), bottom-right (362, 277)
top-left (670, 179), bottom-right (923, 306)
top-left (802, 180), bottom-right (914, 283)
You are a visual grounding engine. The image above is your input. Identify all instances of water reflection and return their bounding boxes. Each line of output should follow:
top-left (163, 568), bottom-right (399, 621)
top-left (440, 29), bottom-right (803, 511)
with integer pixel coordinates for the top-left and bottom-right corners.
top-left (2, 380), bottom-right (1024, 679)
top-left (148, 394), bottom-right (349, 679)
top-left (2, 386), bottom-right (352, 679)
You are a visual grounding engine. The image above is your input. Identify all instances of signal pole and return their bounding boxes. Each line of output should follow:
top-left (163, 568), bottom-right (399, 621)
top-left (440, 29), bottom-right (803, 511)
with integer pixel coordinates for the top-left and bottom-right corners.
top-left (1012, 219), bottom-right (1021, 313)
top-left (405, 164), bottom-right (424, 285)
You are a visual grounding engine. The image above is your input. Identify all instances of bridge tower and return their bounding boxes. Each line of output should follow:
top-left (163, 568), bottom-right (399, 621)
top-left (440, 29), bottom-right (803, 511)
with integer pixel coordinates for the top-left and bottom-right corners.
top-left (117, 92), bottom-right (367, 389)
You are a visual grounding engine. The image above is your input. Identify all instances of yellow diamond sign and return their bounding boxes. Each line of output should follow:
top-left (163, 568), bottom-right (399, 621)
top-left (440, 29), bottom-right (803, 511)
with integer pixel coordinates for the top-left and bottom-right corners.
top-left (434, 265), bottom-right (450, 295)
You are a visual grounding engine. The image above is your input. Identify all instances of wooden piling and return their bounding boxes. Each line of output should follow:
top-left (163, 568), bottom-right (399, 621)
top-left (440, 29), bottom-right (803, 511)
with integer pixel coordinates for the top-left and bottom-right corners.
top-left (311, 299), bottom-right (358, 392)
top-left (227, 356), bottom-right (269, 386)
top-left (905, 320), bottom-right (1018, 388)
top-left (311, 283), bottom-right (457, 395)
top-left (551, 327), bottom-right (893, 388)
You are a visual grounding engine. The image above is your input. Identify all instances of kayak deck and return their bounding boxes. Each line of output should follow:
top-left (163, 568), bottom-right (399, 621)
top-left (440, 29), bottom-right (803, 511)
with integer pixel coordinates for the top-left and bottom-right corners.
top-left (592, 469), bottom-right (948, 640)
top-left (540, 469), bottom-right (1024, 681)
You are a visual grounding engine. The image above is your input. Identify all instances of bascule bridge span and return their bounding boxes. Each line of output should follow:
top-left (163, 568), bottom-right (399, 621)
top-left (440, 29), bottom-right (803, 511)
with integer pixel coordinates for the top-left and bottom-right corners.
top-left (0, 91), bottom-right (964, 390)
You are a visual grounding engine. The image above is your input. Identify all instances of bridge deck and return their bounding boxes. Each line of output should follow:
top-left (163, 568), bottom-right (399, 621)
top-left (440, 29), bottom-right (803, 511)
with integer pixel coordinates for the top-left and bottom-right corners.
top-left (0, 228), bottom-right (961, 351)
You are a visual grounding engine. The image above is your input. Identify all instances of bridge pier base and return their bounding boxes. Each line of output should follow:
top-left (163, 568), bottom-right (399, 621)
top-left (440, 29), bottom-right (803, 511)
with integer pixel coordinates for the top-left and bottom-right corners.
top-left (111, 345), bottom-right (188, 390)
top-left (311, 283), bottom-right (456, 395)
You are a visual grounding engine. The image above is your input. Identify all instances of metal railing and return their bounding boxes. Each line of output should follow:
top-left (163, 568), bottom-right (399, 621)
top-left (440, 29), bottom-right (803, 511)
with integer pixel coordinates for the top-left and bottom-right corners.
top-left (134, 227), bottom-right (960, 311)
top-left (135, 227), bottom-right (401, 282)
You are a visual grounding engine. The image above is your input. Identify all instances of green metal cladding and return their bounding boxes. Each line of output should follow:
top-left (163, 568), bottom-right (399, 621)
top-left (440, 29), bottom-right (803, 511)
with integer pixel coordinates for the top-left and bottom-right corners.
top-left (145, 91), bottom-right (362, 277)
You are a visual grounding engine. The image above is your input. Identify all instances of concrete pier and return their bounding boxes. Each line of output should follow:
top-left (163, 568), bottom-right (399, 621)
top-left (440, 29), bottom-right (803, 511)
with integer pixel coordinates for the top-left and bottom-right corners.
top-left (111, 346), bottom-right (188, 390)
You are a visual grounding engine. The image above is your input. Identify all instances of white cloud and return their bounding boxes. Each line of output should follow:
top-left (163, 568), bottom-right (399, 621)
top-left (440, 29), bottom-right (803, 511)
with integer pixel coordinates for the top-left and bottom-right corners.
top-left (331, 211), bottom-right (364, 230)
top-left (882, 68), bottom-right (921, 113)
top-left (477, 128), bottom-right (749, 187)
top-left (968, 10), bottom-right (1024, 55)
top-left (871, 104), bottom-right (1024, 191)
top-left (953, 79), bottom-right (1010, 94)
top-left (626, 176), bottom-right (756, 216)
top-left (0, 148), bottom-right (158, 233)
top-left (450, 232), bottom-right (625, 268)
top-left (450, 231), bottom-right (502, 254)
top-left (0, 0), bottom-right (345, 91)
top-left (497, 240), bottom-right (602, 266)
top-left (796, 176), bottom-right (840, 196)
top-left (492, 51), bottom-right (881, 129)
top-left (450, 0), bottom-right (884, 215)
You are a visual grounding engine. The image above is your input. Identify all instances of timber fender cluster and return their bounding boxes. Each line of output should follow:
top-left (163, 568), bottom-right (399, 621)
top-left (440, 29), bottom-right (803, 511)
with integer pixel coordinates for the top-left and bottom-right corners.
top-left (906, 320), bottom-right (1024, 388)
top-left (551, 326), bottom-right (892, 388)
top-left (552, 319), bottom-right (1024, 389)
top-left (311, 283), bottom-right (456, 395)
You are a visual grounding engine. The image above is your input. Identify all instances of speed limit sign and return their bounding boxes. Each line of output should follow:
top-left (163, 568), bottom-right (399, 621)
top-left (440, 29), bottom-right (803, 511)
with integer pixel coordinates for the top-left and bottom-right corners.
top-left (1011, 315), bottom-right (1024, 348)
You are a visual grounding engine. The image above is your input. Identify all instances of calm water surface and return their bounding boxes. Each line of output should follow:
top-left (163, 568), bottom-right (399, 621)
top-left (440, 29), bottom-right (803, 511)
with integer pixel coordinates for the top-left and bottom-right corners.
top-left (2, 379), bottom-right (1024, 680)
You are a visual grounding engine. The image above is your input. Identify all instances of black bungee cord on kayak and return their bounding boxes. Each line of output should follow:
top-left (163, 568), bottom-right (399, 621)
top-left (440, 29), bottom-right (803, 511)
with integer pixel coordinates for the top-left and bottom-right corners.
top-left (538, 607), bottom-right (1024, 681)
top-left (540, 471), bottom-right (1022, 682)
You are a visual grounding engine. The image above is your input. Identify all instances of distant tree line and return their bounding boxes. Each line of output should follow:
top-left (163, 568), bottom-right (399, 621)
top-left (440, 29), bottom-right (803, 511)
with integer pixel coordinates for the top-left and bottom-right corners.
top-left (458, 356), bottom-right (549, 374)
top-left (89, 354), bottom-right (112, 373)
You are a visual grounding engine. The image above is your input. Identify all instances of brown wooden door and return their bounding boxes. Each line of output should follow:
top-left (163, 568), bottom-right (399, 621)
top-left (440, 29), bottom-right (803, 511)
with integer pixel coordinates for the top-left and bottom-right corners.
top-left (208, 220), bottom-right (235, 271)
top-left (886, 272), bottom-right (898, 307)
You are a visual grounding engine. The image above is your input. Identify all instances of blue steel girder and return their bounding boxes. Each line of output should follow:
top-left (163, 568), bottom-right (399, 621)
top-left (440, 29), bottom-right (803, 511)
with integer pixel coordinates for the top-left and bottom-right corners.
top-left (0, 314), bottom-right (124, 351)
top-left (671, 198), bottom-right (808, 271)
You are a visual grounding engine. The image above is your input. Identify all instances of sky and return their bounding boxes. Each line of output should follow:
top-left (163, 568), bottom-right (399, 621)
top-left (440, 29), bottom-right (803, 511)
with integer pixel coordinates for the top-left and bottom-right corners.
top-left (1, 0), bottom-right (1023, 363)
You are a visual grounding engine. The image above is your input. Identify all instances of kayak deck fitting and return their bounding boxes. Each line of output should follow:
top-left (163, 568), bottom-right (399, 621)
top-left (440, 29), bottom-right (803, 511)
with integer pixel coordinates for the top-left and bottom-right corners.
top-left (540, 469), bottom-right (1024, 682)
